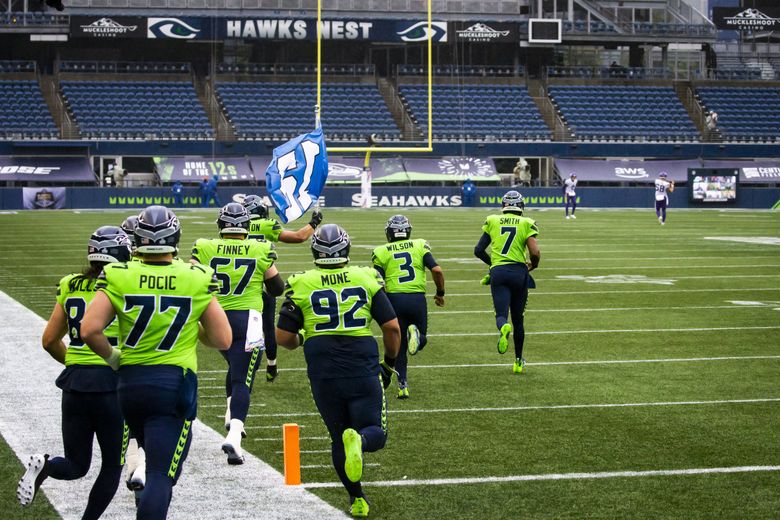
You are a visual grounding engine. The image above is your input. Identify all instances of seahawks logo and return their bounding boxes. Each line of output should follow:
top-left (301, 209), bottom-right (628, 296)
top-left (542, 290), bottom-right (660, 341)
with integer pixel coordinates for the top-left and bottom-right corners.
top-left (396, 21), bottom-right (448, 42)
top-left (147, 18), bottom-right (201, 39)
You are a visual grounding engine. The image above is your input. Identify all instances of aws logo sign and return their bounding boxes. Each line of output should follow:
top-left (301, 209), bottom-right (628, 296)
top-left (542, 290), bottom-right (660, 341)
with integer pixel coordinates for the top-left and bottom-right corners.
top-left (614, 167), bottom-right (648, 179)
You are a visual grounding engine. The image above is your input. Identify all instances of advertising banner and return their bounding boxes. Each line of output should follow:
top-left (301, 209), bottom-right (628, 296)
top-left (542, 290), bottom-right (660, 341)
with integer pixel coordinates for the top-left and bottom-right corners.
top-left (0, 157), bottom-right (95, 183)
top-left (219, 18), bottom-right (447, 42)
top-left (147, 17), bottom-right (211, 40)
top-left (154, 157), bottom-right (256, 183)
top-left (450, 22), bottom-right (518, 43)
top-left (555, 158), bottom-right (698, 183)
top-left (403, 156), bottom-right (500, 181)
top-left (70, 16), bottom-right (147, 39)
top-left (22, 187), bottom-right (66, 209)
top-left (701, 160), bottom-right (780, 184)
top-left (712, 7), bottom-right (780, 31)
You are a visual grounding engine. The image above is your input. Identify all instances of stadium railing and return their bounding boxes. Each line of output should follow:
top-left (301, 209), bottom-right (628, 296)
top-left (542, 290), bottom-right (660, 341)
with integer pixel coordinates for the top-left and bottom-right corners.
top-left (546, 66), bottom-right (671, 80)
top-left (215, 63), bottom-right (375, 76)
top-left (59, 61), bottom-right (191, 74)
top-left (397, 64), bottom-right (523, 77)
top-left (0, 11), bottom-right (68, 26)
top-left (0, 60), bottom-right (36, 73)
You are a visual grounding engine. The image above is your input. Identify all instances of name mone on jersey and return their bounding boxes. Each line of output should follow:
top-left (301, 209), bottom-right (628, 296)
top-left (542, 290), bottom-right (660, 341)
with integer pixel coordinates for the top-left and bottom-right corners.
top-left (320, 272), bottom-right (351, 286)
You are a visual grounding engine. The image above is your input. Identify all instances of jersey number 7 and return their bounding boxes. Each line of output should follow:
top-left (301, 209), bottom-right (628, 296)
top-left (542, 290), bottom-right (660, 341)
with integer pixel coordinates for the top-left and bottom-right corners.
top-left (123, 295), bottom-right (192, 351)
top-left (499, 226), bottom-right (517, 255)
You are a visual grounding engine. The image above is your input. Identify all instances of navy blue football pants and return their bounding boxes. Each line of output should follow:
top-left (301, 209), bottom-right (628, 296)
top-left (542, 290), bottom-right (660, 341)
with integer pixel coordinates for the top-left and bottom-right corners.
top-left (387, 292), bottom-right (428, 384)
top-left (48, 390), bottom-right (124, 520)
top-left (490, 263), bottom-right (530, 360)
top-left (310, 375), bottom-right (387, 499)
top-left (223, 310), bottom-right (262, 422)
top-left (118, 365), bottom-right (194, 520)
top-left (262, 291), bottom-right (277, 362)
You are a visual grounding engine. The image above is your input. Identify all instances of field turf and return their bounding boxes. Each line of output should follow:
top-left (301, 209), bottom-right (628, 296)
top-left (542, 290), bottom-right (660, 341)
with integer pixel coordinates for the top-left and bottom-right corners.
top-left (0, 207), bottom-right (779, 519)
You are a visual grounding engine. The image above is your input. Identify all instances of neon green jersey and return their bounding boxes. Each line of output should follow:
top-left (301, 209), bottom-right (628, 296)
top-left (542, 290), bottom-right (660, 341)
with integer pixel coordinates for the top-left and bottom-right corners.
top-left (56, 273), bottom-right (120, 367)
top-left (284, 266), bottom-right (383, 339)
top-left (248, 217), bottom-right (283, 242)
top-left (371, 239), bottom-right (431, 293)
top-left (190, 238), bottom-right (277, 312)
top-left (482, 213), bottom-right (539, 268)
top-left (97, 261), bottom-right (218, 372)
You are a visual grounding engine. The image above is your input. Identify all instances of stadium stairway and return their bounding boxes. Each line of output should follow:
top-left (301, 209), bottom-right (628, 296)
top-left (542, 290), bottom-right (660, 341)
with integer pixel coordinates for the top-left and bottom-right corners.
top-left (528, 78), bottom-right (571, 141)
top-left (377, 77), bottom-right (423, 140)
top-left (673, 82), bottom-right (710, 141)
top-left (194, 75), bottom-right (234, 141)
top-left (39, 75), bottom-right (79, 139)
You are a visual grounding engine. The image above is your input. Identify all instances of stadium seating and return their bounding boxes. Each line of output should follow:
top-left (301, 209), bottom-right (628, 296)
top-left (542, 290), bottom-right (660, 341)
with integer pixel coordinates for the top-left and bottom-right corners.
top-left (216, 82), bottom-right (400, 140)
top-left (0, 60), bottom-right (36, 73)
top-left (397, 64), bottom-right (522, 77)
top-left (216, 63), bottom-right (374, 75)
top-left (60, 61), bottom-right (190, 74)
top-left (548, 85), bottom-right (698, 141)
top-left (0, 80), bottom-right (58, 139)
top-left (695, 87), bottom-right (780, 141)
top-left (61, 81), bottom-right (213, 139)
top-left (398, 84), bottom-right (549, 140)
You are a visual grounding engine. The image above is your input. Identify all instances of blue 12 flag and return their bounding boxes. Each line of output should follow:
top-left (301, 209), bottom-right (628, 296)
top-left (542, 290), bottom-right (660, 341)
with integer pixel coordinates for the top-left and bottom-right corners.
top-left (265, 125), bottom-right (329, 223)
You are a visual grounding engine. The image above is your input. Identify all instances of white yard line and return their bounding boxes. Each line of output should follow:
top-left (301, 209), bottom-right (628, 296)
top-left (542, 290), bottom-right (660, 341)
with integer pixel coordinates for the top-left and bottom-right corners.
top-left (431, 304), bottom-right (772, 314)
top-left (426, 325), bottom-right (780, 337)
top-left (443, 287), bottom-right (780, 296)
top-left (0, 290), bottom-right (346, 520)
top-left (247, 397), bottom-right (780, 419)
top-left (302, 465), bottom-right (780, 489)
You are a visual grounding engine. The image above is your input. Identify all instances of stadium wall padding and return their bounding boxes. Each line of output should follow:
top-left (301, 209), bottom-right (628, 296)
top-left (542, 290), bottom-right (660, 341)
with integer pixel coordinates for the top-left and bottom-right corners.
top-left (2, 187), bottom-right (779, 210)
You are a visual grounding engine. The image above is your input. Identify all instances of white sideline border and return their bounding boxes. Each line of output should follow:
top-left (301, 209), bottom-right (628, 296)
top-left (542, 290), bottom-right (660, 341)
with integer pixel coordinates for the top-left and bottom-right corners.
top-left (0, 290), bottom-right (347, 520)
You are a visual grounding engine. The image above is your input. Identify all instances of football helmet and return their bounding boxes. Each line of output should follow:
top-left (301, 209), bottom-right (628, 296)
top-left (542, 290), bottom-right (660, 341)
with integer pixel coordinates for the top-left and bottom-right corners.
top-left (120, 215), bottom-right (139, 235)
top-left (501, 190), bottom-right (525, 214)
top-left (87, 226), bottom-right (132, 263)
top-left (659, 172), bottom-right (668, 178)
top-left (242, 195), bottom-right (268, 219)
top-left (134, 205), bottom-right (180, 254)
top-left (217, 203), bottom-right (251, 236)
top-left (385, 214), bottom-right (412, 242)
top-left (311, 224), bottom-right (350, 265)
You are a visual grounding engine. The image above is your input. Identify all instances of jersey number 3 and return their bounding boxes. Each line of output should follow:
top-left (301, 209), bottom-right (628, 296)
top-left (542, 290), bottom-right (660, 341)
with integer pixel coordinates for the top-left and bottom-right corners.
top-left (392, 252), bottom-right (415, 283)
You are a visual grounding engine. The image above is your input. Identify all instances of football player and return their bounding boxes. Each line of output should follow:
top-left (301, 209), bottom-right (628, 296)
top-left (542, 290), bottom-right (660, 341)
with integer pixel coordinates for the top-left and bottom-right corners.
top-left (17, 226), bottom-right (131, 517)
top-left (191, 202), bottom-right (284, 464)
top-left (564, 173), bottom-right (577, 219)
top-left (371, 215), bottom-right (445, 399)
top-left (81, 205), bottom-right (232, 520)
top-left (242, 195), bottom-right (323, 382)
top-left (276, 224), bottom-right (400, 518)
top-left (654, 171), bottom-right (675, 225)
top-left (473, 191), bottom-right (541, 374)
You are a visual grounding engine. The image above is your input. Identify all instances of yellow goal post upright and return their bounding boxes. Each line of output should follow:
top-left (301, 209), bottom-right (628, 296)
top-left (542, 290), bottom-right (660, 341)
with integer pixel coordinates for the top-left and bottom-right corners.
top-left (314, 0), bottom-right (434, 165)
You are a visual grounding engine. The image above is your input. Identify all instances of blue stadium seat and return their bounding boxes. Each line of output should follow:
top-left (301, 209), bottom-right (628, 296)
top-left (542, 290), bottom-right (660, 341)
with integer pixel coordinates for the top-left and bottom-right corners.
top-left (0, 80), bottom-right (58, 139)
top-left (696, 86), bottom-right (780, 141)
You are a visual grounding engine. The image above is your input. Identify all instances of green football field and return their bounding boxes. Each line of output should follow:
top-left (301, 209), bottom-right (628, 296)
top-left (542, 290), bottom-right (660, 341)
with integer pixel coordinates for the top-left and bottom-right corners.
top-left (1, 207), bottom-right (779, 519)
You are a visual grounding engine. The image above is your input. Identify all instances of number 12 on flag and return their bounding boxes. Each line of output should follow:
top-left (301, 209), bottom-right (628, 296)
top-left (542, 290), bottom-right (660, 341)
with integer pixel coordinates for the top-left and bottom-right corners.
top-left (265, 125), bottom-right (329, 223)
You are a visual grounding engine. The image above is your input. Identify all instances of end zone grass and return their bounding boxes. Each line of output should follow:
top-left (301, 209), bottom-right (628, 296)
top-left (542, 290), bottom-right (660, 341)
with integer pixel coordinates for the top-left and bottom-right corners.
top-left (0, 207), bottom-right (778, 519)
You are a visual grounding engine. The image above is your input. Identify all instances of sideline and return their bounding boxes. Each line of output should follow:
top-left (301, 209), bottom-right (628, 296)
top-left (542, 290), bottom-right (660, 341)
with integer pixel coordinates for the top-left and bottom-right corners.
top-left (0, 290), bottom-right (346, 520)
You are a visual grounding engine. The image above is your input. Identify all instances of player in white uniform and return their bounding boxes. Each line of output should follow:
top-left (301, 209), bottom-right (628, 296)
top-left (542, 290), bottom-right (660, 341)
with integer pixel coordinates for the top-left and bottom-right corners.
top-left (564, 173), bottom-right (577, 219)
top-left (654, 172), bottom-right (675, 225)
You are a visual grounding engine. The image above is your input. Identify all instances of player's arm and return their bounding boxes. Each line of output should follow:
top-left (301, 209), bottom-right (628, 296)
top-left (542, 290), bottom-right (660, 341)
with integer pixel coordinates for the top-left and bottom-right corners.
top-left (263, 265), bottom-right (285, 297)
top-left (473, 232), bottom-right (492, 266)
top-left (276, 292), bottom-right (305, 350)
top-left (41, 303), bottom-right (68, 364)
top-left (372, 289), bottom-right (401, 388)
top-left (371, 252), bottom-right (386, 279)
top-left (278, 210), bottom-right (323, 243)
top-left (526, 236), bottom-right (541, 271)
top-left (423, 251), bottom-right (445, 307)
top-left (668, 181), bottom-right (675, 193)
top-left (198, 297), bottom-right (231, 350)
top-left (81, 291), bottom-right (120, 368)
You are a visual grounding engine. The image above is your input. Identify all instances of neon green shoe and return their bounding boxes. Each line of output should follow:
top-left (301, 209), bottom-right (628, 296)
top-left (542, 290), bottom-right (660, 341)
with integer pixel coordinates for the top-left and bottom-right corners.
top-left (407, 324), bottom-right (421, 356)
top-left (513, 358), bottom-right (526, 374)
top-left (342, 428), bottom-right (363, 483)
top-left (480, 274), bottom-right (491, 285)
top-left (397, 383), bottom-right (410, 399)
top-left (350, 497), bottom-right (370, 517)
top-left (497, 323), bottom-right (512, 354)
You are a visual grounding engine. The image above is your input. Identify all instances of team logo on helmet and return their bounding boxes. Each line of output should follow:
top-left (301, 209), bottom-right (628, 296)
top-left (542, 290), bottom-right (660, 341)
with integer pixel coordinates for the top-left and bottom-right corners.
top-left (501, 190), bottom-right (525, 213)
top-left (87, 226), bottom-right (132, 263)
top-left (385, 214), bottom-right (412, 242)
top-left (311, 224), bottom-right (351, 265)
top-left (217, 202), bottom-right (251, 235)
top-left (135, 205), bottom-right (181, 254)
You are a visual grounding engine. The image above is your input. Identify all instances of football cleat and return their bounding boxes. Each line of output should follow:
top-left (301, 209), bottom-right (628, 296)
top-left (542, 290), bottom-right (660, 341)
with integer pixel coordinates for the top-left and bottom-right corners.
top-left (565, 215), bottom-right (570, 220)
top-left (342, 428), bottom-right (363, 483)
top-left (17, 453), bottom-right (49, 507)
top-left (397, 382), bottom-right (410, 400)
top-left (513, 358), bottom-right (526, 374)
top-left (497, 324), bottom-right (512, 355)
top-left (407, 325), bottom-right (421, 356)
top-left (350, 497), bottom-right (370, 518)
top-left (480, 274), bottom-right (491, 286)
top-left (571, 214), bottom-right (576, 219)
top-left (222, 419), bottom-right (246, 465)
top-left (266, 364), bottom-right (278, 382)
top-left (127, 463), bottom-right (145, 491)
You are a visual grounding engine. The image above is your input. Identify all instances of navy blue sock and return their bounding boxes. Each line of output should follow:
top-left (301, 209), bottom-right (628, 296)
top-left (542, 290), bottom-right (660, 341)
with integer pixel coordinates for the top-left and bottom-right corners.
top-left (359, 426), bottom-right (387, 453)
top-left (496, 316), bottom-right (509, 330)
top-left (331, 442), bottom-right (363, 498)
top-left (136, 472), bottom-right (173, 520)
top-left (229, 383), bottom-right (250, 423)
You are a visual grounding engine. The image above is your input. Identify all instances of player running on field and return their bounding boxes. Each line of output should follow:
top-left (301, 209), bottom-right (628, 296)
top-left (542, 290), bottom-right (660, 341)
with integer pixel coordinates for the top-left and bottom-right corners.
top-left (371, 214), bottom-right (445, 399)
top-left (242, 194), bottom-right (323, 382)
top-left (18, 226), bottom-right (132, 518)
top-left (191, 202), bottom-right (284, 465)
top-left (654, 171), bottom-right (675, 225)
top-left (564, 173), bottom-right (578, 219)
top-left (474, 191), bottom-right (541, 374)
top-left (81, 205), bottom-right (231, 520)
top-left (276, 224), bottom-right (401, 518)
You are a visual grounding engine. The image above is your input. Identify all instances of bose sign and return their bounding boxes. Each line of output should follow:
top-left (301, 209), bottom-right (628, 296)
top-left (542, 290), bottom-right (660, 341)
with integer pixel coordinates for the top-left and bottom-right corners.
top-left (0, 166), bottom-right (61, 175)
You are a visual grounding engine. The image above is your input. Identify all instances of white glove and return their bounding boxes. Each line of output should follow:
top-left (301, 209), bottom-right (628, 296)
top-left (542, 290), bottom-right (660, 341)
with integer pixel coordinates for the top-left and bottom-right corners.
top-left (106, 349), bottom-right (121, 371)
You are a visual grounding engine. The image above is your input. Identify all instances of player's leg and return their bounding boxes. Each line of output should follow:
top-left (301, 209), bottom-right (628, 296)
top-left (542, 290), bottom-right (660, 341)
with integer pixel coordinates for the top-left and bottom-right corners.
top-left (661, 197), bottom-right (668, 224)
top-left (564, 196), bottom-right (570, 218)
top-left (490, 266), bottom-right (513, 354)
top-left (570, 195), bottom-right (577, 217)
top-left (262, 291), bottom-right (279, 382)
top-left (507, 266), bottom-right (530, 373)
top-left (387, 293), bottom-right (410, 398)
top-left (82, 391), bottom-right (124, 520)
top-left (222, 310), bottom-right (257, 464)
top-left (655, 199), bottom-right (663, 222)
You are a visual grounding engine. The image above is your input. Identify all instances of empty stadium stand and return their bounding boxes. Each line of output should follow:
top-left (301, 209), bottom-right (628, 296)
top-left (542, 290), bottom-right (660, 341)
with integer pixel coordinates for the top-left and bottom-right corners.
top-left (216, 63), bottom-right (374, 75)
top-left (0, 60), bottom-right (36, 73)
top-left (216, 82), bottom-right (400, 140)
top-left (695, 87), bottom-right (780, 142)
top-left (398, 84), bottom-right (549, 140)
top-left (60, 61), bottom-right (190, 74)
top-left (61, 81), bottom-right (213, 139)
top-left (548, 85), bottom-right (698, 141)
top-left (0, 80), bottom-right (58, 139)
